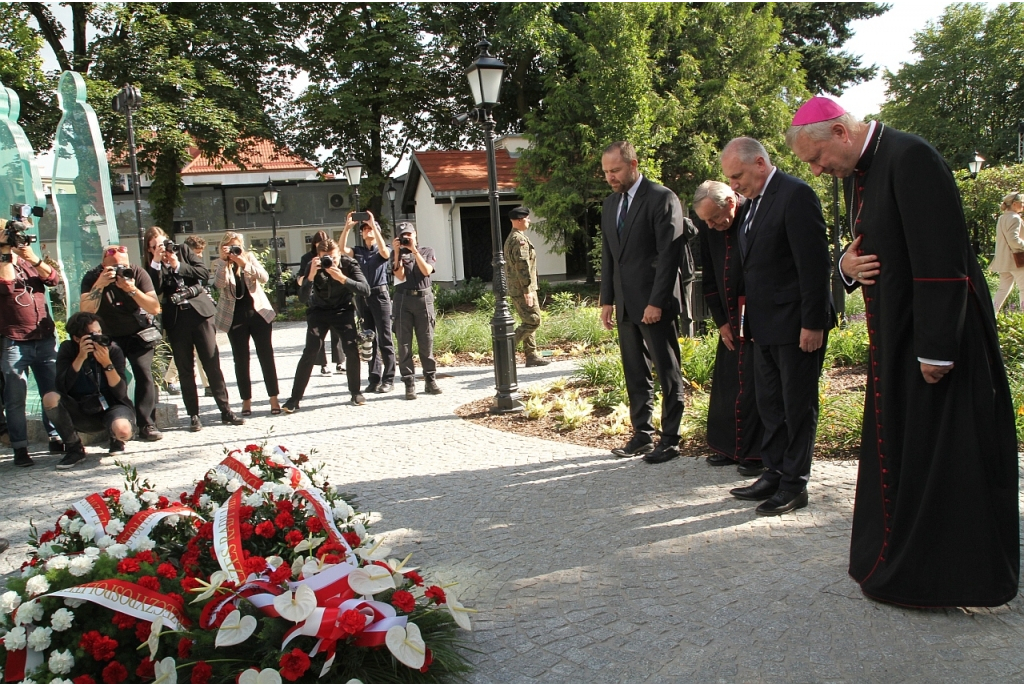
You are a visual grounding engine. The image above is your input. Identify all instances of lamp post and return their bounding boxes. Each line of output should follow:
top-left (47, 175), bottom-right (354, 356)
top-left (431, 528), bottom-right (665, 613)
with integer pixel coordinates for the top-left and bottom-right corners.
top-left (343, 157), bottom-right (364, 213)
top-left (111, 84), bottom-right (144, 260)
top-left (386, 179), bottom-right (398, 233)
top-left (457, 36), bottom-right (521, 413)
top-left (968, 151), bottom-right (986, 255)
top-left (262, 179), bottom-right (285, 310)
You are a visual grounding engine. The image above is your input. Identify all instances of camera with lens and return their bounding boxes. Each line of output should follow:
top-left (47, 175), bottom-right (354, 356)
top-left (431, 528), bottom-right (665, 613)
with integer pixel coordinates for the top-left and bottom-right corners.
top-left (2, 220), bottom-right (37, 248)
top-left (357, 329), bottom-right (376, 363)
top-left (88, 334), bottom-right (112, 347)
top-left (163, 239), bottom-right (178, 254)
top-left (112, 265), bottom-right (131, 279)
top-left (170, 284), bottom-right (205, 306)
top-left (399, 236), bottom-right (412, 247)
top-left (319, 255), bottom-right (334, 270)
top-left (228, 245), bottom-right (243, 256)
top-left (10, 204), bottom-right (43, 222)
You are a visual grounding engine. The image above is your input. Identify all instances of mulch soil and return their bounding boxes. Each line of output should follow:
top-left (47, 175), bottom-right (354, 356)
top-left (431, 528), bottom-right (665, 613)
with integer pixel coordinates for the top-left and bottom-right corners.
top-left (454, 364), bottom-right (867, 462)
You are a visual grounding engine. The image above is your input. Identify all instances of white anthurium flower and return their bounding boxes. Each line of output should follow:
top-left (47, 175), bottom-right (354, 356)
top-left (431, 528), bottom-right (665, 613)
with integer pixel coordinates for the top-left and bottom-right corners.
top-left (189, 571), bottom-right (229, 604)
top-left (272, 584), bottom-right (316, 623)
top-left (290, 555), bottom-right (305, 579)
top-left (147, 616), bottom-right (164, 658)
top-left (153, 656), bottom-right (177, 684)
top-left (387, 555), bottom-right (417, 585)
top-left (292, 536), bottom-right (325, 555)
top-left (347, 565), bottom-right (396, 596)
top-left (214, 609), bottom-right (257, 647)
top-left (445, 590), bottom-right (476, 631)
top-left (266, 555), bottom-right (284, 570)
top-left (300, 557), bottom-right (330, 578)
top-left (238, 668), bottom-right (282, 684)
top-left (355, 536), bottom-right (391, 562)
top-left (385, 622), bottom-right (426, 670)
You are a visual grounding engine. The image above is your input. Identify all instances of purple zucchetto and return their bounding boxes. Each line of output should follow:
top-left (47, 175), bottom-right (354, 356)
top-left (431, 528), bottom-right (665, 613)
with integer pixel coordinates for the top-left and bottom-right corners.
top-left (791, 96), bottom-right (847, 126)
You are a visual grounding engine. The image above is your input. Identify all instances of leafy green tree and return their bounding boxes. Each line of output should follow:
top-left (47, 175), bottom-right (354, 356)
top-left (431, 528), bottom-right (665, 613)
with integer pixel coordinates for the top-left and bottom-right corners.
top-left (0, 4), bottom-right (58, 151)
top-left (880, 3), bottom-right (1024, 169)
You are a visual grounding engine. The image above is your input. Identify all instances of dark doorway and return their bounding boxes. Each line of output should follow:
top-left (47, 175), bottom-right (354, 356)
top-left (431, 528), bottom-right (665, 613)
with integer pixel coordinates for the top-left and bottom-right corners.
top-left (461, 205), bottom-right (513, 281)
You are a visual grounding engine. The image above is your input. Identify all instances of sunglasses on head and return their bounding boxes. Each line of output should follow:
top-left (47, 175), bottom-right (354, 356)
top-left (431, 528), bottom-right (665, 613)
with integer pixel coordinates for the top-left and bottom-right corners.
top-left (104, 246), bottom-right (128, 256)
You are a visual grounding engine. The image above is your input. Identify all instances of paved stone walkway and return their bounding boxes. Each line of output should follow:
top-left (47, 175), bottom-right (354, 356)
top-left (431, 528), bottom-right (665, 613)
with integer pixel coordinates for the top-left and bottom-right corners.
top-left (1, 320), bottom-right (1023, 682)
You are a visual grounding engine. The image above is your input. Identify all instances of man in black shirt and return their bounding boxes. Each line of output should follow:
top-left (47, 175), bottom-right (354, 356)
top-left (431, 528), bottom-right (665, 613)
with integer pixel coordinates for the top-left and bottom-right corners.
top-left (342, 211), bottom-right (395, 394)
top-left (391, 223), bottom-right (441, 400)
top-left (80, 245), bottom-right (164, 444)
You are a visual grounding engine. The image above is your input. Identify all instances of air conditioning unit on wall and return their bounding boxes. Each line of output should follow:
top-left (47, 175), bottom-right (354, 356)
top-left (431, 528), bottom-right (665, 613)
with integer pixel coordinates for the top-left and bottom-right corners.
top-left (233, 197), bottom-right (257, 214)
top-left (328, 192), bottom-right (347, 210)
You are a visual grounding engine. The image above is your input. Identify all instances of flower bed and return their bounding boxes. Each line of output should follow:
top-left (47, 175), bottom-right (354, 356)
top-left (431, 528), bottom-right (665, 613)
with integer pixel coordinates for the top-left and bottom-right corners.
top-left (0, 444), bottom-right (473, 683)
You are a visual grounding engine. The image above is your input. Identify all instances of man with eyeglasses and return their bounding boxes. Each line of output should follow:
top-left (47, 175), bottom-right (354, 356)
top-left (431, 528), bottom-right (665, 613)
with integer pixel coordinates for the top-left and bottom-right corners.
top-left (80, 244), bottom-right (164, 444)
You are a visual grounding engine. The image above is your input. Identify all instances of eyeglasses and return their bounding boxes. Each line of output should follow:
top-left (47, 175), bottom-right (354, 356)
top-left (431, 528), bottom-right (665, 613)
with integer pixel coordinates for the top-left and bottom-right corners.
top-left (104, 246), bottom-right (128, 256)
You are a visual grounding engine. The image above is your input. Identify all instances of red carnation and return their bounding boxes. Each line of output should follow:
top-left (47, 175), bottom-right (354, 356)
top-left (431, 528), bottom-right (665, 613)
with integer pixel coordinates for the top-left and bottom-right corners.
top-left (269, 564), bottom-right (292, 584)
top-left (166, 592), bottom-right (185, 608)
top-left (305, 516), bottom-right (324, 533)
top-left (136, 657), bottom-right (155, 679)
top-left (243, 556), bottom-right (268, 575)
top-left (177, 637), bottom-right (193, 659)
top-left (275, 511), bottom-right (295, 529)
top-left (135, 550), bottom-right (157, 564)
top-left (276, 499), bottom-right (294, 513)
top-left (80, 631), bottom-right (118, 661)
top-left (138, 576), bottom-right (161, 591)
top-left (391, 589), bottom-right (416, 613)
top-left (191, 660), bottom-right (213, 683)
top-left (181, 575), bottom-right (201, 593)
top-left (103, 487), bottom-right (121, 501)
top-left (197, 521), bottom-right (214, 540)
top-left (157, 495), bottom-right (170, 509)
top-left (239, 505), bottom-right (255, 520)
top-left (72, 677), bottom-right (96, 684)
top-left (111, 612), bottom-right (137, 630)
top-left (117, 557), bottom-right (141, 574)
top-left (255, 521), bottom-right (276, 538)
top-left (279, 648), bottom-right (311, 681)
top-left (38, 530), bottom-right (56, 544)
top-left (425, 585), bottom-right (446, 605)
top-left (342, 531), bottom-right (361, 548)
top-left (157, 562), bottom-right (178, 579)
top-left (339, 608), bottom-right (367, 636)
top-left (102, 662), bottom-right (128, 684)
top-left (322, 553), bottom-right (341, 564)
top-left (404, 570), bottom-right (425, 586)
top-left (135, 620), bottom-right (152, 643)
top-left (420, 648), bottom-right (434, 674)
top-left (245, 444), bottom-right (260, 453)
top-left (179, 491), bottom-right (189, 504)
top-left (284, 530), bottom-right (304, 547)
top-left (240, 522), bottom-right (254, 540)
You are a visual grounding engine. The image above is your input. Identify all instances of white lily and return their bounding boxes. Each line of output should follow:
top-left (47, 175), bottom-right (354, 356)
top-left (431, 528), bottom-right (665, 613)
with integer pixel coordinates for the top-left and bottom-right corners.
top-left (272, 584), bottom-right (316, 623)
top-left (214, 610), bottom-right (257, 647)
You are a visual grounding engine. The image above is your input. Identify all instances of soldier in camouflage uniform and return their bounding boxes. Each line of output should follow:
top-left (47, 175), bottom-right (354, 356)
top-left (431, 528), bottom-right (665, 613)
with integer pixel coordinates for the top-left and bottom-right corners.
top-left (503, 207), bottom-right (549, 367)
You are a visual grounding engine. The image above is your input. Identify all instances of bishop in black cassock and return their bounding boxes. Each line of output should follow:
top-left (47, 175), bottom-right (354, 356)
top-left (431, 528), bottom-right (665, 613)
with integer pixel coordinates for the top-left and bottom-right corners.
top-left (788, 97), bottom-right (1019, 608)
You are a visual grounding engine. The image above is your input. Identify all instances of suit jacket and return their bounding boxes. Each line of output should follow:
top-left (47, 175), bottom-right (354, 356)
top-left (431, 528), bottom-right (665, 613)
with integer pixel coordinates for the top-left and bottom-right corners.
top-left (213, 254), bottom-right (277, 332)
top-left (741, 170), bottom-right (834, 345)
top-left (600, 176), bottom-right (685, 322)
top-left (146, 243), bottom-right (217, 330)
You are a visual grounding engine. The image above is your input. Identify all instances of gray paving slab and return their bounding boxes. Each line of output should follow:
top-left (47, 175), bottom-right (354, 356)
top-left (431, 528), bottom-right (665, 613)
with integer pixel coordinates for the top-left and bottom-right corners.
top-left (0, 320), bottom-right (1022, 682)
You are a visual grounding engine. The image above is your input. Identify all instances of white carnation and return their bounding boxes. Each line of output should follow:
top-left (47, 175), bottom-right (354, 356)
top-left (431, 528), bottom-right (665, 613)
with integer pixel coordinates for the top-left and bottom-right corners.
top-left (140, 490), bottom-right (159, 505)
top-left (105, 544), bottom-right (129, 559)
top-left (46, 555), bottom-right (70, 572)
top-left (353, 519), bottom-right (367, 539)
top-left (26, 626), bottom-right (51, 651)
top-left (51, 680), bottom-right (72, 684)
top-left (120, 494), bottom-right (141, 516)
top-left (333, 500), bottom-right (354, 520)
top-left (0, 591), bottom-right (21, 615)
top-left (15, 600), bottom-right (43, 625)
top-left (249, 466), bottom-right (262, 477)
top-left (135, 537), bottom-right (156, 552)
top-left (163, 515), bottom-right (181, 527)
top-left (67, 519), bottom-right (82, 534)
top-left (258, 482), bottom-right (275, 494)
top-left (3, 626), bottom-right (26, 650)
top-left (47, 648), bottom-right (74, 675)
top-left (25, 575), bottom-right (49, 597)
top-left (95, 535), bottom-right (114, 549)
top-left (57, 515), bottom-right (70, 529)
top-left (83, 547), bottom-right (100, 558)
top-left (199, 494), bottom-right (212, 509)
top-left (36, 542), bottom-right (56, 560)
top-left (272, 483), bottom-right (292, 497)
top-left (105, 520), bottom-right (125, 536)
top-left (49, 608), bottom-right (74, 632)
top-left (243, 492), bottom-right (263, 507)
top-left (226, 479), bottom-right (242, 493)
top-left (210, 470), bottom-right (228, 486)
top-left (68, 556), bottom-right (94, 577)
top-left (63, 598), bottom-right (84, 609)
top-left (78, 524), bottom-right (96, 541)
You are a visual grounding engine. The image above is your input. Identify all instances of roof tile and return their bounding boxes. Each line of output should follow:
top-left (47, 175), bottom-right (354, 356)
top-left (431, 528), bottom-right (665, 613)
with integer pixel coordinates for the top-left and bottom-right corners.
top-left (414, 149), bottom-right (517, 193)
top-left (182, 139), bottom-right (317, 175)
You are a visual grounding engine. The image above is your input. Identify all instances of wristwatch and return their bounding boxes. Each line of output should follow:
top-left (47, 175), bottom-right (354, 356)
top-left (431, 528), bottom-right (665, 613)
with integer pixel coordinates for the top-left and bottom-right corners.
top-left (129, 288), bottom-right (138, 297)
top-left (32, 258), bottom-right (42, 267)
top-left (104, 364), bottom-right (115, 372)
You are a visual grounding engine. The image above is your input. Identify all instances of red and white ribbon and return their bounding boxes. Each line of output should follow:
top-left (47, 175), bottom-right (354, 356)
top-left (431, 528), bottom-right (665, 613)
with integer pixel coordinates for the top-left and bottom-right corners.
top-left (281, 598), bottom-right (406, 651)
top-left (3, 644), bottom-right (42, 683)
top-left (295, 488), bottom-right (350, 554)
top-left (212, 489), bottom-right (246, 583)
top-left (117, 504), bottom-right (204, 548)
top-left (73, 493), bottom-right (112, 540)
top-left (216, 454), bottom-right (265, 490)
top-left (47, 579), bottom-right (189, 629)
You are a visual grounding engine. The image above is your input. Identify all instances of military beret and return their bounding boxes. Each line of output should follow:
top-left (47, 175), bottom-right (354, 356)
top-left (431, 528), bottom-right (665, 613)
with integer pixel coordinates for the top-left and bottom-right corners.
top-left (508, 206), bottom-right (530, 220)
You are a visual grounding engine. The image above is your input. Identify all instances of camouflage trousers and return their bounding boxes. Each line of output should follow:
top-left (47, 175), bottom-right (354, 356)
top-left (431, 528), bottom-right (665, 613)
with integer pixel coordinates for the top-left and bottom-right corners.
top-left (511, 293), bottom-right (542, 359)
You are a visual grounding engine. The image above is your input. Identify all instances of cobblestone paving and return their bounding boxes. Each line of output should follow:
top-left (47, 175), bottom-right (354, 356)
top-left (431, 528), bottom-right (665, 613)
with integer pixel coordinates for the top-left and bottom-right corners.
top-left (1, 321), bottom-right (1023, 682)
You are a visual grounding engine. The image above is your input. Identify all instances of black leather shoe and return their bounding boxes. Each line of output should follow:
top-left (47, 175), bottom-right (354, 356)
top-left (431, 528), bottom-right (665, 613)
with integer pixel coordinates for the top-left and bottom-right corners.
top-left (49, 438), bottom-right (65, 454)
top-left (221, 411), bottom-right (245, 426)
top-left (351, 394), bottom-right (366, 406)
top-left (737, 462), bottom-right (766, 477)
top-left (706, 453), bottom-right (734, 467)
top-left (405, 382), bottom-right (417, 400)
top-left (189, 415), bottom-right (203, 432)
top-left (13, 447), bottom-right (33, 468)
top-left (610, 434), bottom-right (654, 458)
top-left (730, 476), bottom-right (778, 501)
top-left (643, 441), bottom-right (680, 464)
top-left (140, 425), bottom-right (163, 442)
top-left (424, 379), bottom-right (443, 395)
top-left (281, 400), bottom-right (298, 414)
top-left (378, 381), bottom-right (393, 394)
top-left (365, 382), bottom-right (381, 394)
top-left (756, 489), bottom-right (809, 516)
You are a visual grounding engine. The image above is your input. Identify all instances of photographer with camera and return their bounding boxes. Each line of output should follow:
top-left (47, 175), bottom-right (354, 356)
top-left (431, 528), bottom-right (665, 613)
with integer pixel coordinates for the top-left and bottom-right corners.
top-left (391, 223), bottom-right (441, 400)
top-left (144, 227), bottom-right (244, 431)
top-left (282, 238), bottom-right (369, 412)
top-left (0, 209), bottom-right (63, 466)
top-left (214, 232), bottom-right (281, 416)
top-left (340, 211), bottom-right (395, 394)
top-left (42, 312), bottom-right (136, 469)
top-left (297, 229), bottom-right (344, 376)
top-left (80, 244), bottom-right (164, 444)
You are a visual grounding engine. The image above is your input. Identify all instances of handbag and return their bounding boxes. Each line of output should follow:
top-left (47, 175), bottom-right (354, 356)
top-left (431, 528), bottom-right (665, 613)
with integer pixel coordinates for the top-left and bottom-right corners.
top-left (136, 326), bottom-right (163, 344)
top-left (1012, 252), bottom-right (1024, 269)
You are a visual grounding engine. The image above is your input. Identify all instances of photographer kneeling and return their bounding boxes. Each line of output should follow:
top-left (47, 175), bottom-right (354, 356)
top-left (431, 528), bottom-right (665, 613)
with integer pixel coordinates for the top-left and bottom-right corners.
top-left (282, 239), bottom-right (369, 412)
top-left (80, 244), bottom-right (164, 444)
top-left (42, 312), bottom-right (135, 470)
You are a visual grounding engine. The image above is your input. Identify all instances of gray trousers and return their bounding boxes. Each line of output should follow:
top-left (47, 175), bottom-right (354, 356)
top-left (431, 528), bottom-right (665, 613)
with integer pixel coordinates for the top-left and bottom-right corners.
top-left (393, 289), bottom-right (436, 383)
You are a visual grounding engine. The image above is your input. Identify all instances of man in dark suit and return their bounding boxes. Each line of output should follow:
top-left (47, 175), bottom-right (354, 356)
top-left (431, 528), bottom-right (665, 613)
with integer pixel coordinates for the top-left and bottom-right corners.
top-left (599, 141), bottom-right (686, 464)
top-left (719, 137), bottom-right (833, 515)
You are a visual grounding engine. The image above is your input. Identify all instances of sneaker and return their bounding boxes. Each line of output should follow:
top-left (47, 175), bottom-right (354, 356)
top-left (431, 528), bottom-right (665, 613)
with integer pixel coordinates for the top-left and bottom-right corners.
top-left (221, 411), bottom-right (245, 426)
top-left (336, 363), bottom-right (345, 373)
top-left (610, 434), bottom-right (655, 458)
top-left (404, 381), bottom-right (417, 400)
top-left (378, 381), bottom-right (394, 394)
top-left (424, 378), bottom-right (443, 395)
top-left (351, 394), bottom-right (366, 406)
top-left (139, 425), bottom-right (163, 442)
top-left (56, 445), bottom-right (87, 470)
top-left (166, 382), bottom-right (181, 395)
top-left (281, 400), bottom-right (299, 414)
top-left (190, 415), bottom-right (203, 432)
top-left (49, 438), bottom-right (65, 453)
top-left (109, 438), bottom-right (126, 454)
top-left (320, 366), bottom-right (332, 376)
top-left (13, 447), bottom-right (33, 468)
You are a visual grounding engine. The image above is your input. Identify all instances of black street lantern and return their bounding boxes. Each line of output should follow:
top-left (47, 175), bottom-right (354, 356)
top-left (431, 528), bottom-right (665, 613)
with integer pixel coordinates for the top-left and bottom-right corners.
top-left (457, 36), bottom-right (521, 414)
top-left (263, 178), bottom-right (285, 310)
top-left (111, 84), bottom-right (145, 261)
top-left (343, 158), bottom-right (364, 212)
top-left (386, 179), bottom-right (397, 231)
top-left (967, 152), bottom-right (986, 255)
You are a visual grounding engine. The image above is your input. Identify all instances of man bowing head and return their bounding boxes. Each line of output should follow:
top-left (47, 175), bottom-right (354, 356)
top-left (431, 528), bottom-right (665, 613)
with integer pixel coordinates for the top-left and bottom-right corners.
top-left (786, 97), bottom-right (1019, 608)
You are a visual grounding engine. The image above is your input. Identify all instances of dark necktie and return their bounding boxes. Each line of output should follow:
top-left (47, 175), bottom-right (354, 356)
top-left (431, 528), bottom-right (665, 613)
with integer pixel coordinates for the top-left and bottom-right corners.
top-left (617, 192), bottom-right (629, 238)
top-left (739, 195), bottom-right (761, 254)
